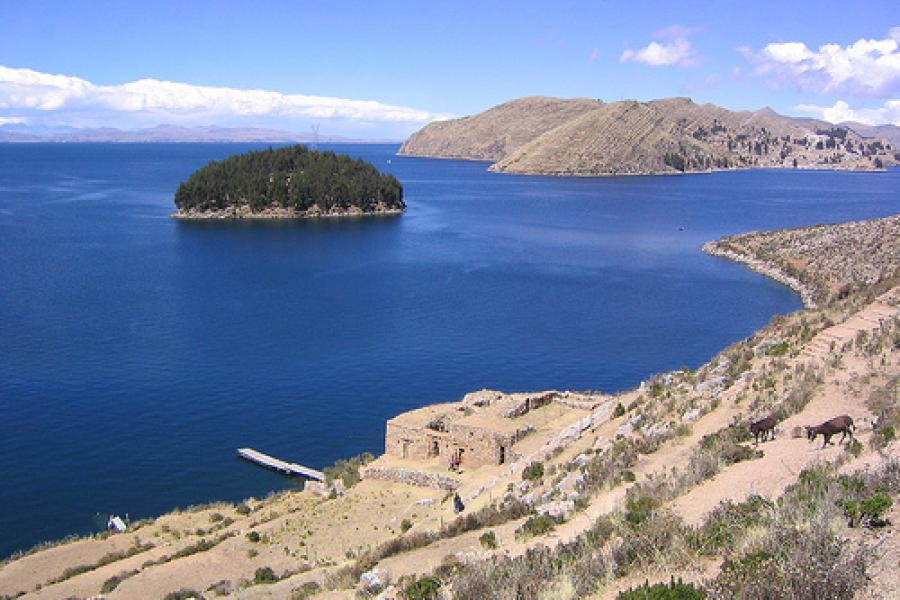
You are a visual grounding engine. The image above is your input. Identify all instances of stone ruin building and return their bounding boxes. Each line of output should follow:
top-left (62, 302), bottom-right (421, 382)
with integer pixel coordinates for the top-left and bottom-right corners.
top-left (383, 389), bottom-right (596, 469)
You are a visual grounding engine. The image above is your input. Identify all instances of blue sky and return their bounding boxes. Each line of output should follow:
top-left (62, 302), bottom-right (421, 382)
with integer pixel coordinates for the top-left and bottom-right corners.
top-left (1, 0), bottom-right (898, 138)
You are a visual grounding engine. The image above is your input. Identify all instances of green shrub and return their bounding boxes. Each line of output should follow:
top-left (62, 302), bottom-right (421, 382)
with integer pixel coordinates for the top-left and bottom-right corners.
top-left (765, 341), bottom-right (790, 357)
top-left (245, 531), bottom-right (261, 543)
top-left (290, 581), bottom-right (321, 599)
top-left (405, 575), bottom-right (442, 600)
top-left (625, 494), bottom-right (661, 527)
top-left (100, 569), bottom-right (139, 593)
top-left (617, 578), bottom-right (707, 599)
top-left (614, 402), bottom-right (627, 418)
top-left (873, 424), bottom-right (896, 450)
top-left (401, 519), bottom-right (413, 533)
top-left (254, 566), bottom-right (278, 584)
top-left (516, 514), bottom-right (559, 538)
top-left (323, 452), bottom-right (375, 489)
top-left (478, 530), bottom-right (497, 550)
top-left (860, 492), bottom-right (892, 526)
top-left (700, 496), bottom-right (772, 553)
top-left (707, 524), bottom-right (868, 600)
top-left (845, 438), bottom-right (863, 458)
top-left (522, 461), bottom-right (545, 482)
top-left (163, 590), bottom-right (205, 600)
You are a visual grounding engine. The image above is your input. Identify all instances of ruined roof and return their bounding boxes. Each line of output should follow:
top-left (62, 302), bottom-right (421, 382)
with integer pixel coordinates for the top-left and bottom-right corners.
top-left (388, 390), bottom-right (596, 436)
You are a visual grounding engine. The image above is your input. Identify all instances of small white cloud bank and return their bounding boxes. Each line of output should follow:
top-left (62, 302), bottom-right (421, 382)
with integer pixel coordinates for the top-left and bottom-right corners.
top-left (742, 28), bottom-right (900, 97)
top-left (794, 99), bottom-right (900, 125)
top-left (0, 65), bottom-right (452, 137)
top-left (0, 115), bottom-right (26, 126)
top-left (620, 25), bottom-right (697, 67)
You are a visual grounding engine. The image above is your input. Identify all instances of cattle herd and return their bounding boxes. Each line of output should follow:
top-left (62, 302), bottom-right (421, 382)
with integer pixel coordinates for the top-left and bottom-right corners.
top-left (749, 414), bottom-right (856, 447)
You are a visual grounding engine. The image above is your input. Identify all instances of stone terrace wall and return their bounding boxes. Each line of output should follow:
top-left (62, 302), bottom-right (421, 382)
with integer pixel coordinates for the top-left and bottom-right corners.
top-left (362, 466), bottom-right (460, 490)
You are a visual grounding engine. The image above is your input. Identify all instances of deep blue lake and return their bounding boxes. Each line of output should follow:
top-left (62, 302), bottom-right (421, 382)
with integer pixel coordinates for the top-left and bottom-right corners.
top-left (0, 143), bottom-right (897, 558)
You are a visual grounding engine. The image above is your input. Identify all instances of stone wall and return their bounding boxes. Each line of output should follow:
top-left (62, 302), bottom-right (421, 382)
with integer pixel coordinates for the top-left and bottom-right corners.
top-left (362, 466), bottom-right (459, 490)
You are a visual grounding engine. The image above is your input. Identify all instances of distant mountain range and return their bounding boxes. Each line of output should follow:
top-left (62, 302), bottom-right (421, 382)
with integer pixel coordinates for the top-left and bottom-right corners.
top-left (400, 96), bottom-right (899, 176)
top-left (0, 124), bottom-right (395, 144)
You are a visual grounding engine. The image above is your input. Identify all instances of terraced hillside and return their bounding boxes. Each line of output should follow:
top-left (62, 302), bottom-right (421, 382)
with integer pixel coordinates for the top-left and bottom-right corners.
top-left (1, 216), bottom-right (897, 599)
top-left (400, 96), bottom-right (897, 176)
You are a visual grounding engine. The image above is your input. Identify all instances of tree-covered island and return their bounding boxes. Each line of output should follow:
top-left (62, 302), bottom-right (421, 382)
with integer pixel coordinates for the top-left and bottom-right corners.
top-left (172, 145), bottom-right (404, 219)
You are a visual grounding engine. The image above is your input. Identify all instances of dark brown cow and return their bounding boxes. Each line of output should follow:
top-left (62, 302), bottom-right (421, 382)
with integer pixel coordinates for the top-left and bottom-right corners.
top-left (750, 416), bottom-right (777, 444)
top-left (806, 415), bottom-right (855, 448)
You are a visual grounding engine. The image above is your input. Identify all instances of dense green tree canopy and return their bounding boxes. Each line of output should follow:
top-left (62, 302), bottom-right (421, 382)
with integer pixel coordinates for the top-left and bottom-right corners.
top-left (174, 145), bottom-right (404, 214)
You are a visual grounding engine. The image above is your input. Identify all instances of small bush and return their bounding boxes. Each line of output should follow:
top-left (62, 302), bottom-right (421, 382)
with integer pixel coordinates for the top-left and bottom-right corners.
top-left (845, 438), bottom-right (864, 457)
top-left (246, 531), bottom-right (261, 543)
top-left (625, 494), bottom-right (661, 527)
top-left (765, 341), bottom-right (789, 357)
top-left (100, 569), bottom-right (139, 593)
top-left (253, 566), bottom-right (278, 584)
top-left (873, 424), bottom-right (896, 450)
top-left (478, 530), bottom-right (497, 550)
top-left (617, 577), bottom-right (707, 599)
top-left (516, 514), bottom-right (559, 538)
top-left (522, 461), bottom-right (545, 482)
top-left (614, 402), bottom-right (627, 418)
top-left (163, 590), bottom-right (205, 600)
top-left (859, 492), bottom-right (892, 526)
top-left (323, 452), bottom-right (375, 489)
top-left (707, 523), bottom-right (868, 600)
top-left (290, 581), bottom-right (321, 599)
top-left (235, 503), bottom-right (251, 516)
top-left (401, 519), bottom-right (413, 533)
top-left (405, 575), bottom-right (442, 600)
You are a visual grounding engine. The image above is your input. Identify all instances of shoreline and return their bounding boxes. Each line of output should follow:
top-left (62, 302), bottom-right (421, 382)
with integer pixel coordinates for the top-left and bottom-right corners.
top-left (398, 151), bottom-right (889, 177)
top-left (171, 205), bottom-right (404, 221)
top-left (701, 240), bottom-right (819, 309)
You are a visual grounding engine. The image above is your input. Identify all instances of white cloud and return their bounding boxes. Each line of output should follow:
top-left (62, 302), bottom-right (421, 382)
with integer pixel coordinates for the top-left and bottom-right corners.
top-left (0, 65), bottom-right (451, 135)
top-left (0, 116), bottom-right (26, 126)
top-left (620, 26), bottom-right (698, 67)
top-left (794, 99), bottom-right (900, 125)
top-left (743, 30), bottom-right (900, 97)
top-left (589, 47), bottom-right (601, 63)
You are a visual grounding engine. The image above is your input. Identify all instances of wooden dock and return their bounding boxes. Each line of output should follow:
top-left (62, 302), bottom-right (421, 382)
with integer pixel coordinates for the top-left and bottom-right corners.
top-left (237, 448), bottom-right (324, 481)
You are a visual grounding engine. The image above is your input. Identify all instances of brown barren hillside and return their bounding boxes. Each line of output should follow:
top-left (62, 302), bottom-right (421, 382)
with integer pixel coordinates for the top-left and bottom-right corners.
top-left (400, 96), bottom-right (601, 162)
top-left (400, 96), bottom-right (897, 176)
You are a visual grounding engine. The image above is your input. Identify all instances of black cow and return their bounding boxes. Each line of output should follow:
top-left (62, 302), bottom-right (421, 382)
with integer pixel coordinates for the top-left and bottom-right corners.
top-left (806, 415), bottom-right (855, 448)
top-left (750, 416), bottom-right (777, 445)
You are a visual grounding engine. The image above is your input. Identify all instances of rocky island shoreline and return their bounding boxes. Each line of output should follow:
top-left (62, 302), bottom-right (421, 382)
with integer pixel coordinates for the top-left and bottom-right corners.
top-left (172, 203), bottom-right (404, 221)
top-left (1, 215), bottom-right (897, 599)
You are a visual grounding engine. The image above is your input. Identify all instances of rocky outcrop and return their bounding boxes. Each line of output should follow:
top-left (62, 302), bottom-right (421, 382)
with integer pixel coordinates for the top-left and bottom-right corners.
top-left (703, 214), bottom-right (900, 307)
top-left (400, 96), bottom-right (896, 176)
top-left (172, 202), bottom-right (403, 220)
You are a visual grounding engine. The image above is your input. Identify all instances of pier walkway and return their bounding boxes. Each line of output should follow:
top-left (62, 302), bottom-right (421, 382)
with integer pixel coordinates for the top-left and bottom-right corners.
top-left (237, 448), bottom-right (325, 481)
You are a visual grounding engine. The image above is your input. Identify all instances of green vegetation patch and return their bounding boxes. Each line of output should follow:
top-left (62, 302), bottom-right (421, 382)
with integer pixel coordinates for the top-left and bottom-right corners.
top-left (174, 145), bottom-right (403, 215)
top-left (617, 578), bottom-right (707, 599)
top-left (323, 452), bottom-right (375, 489)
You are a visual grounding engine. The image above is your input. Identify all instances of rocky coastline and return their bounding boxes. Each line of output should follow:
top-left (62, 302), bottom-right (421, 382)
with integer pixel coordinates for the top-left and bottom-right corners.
top-left (171, 203), bottom-right (404, 221)
top-left (702, 240), bottom-right (819, 308)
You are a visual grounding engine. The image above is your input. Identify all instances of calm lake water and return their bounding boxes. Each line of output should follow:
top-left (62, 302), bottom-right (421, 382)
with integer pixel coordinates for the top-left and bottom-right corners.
top-left (0, 143), bottom-right (897, 558)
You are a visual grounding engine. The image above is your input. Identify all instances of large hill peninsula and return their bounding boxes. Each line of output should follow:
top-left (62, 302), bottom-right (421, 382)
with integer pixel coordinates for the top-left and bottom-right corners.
top-left (173, 145), bottom-right (404, 219)
top-left (400, 96), bottom-right (899, 176)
